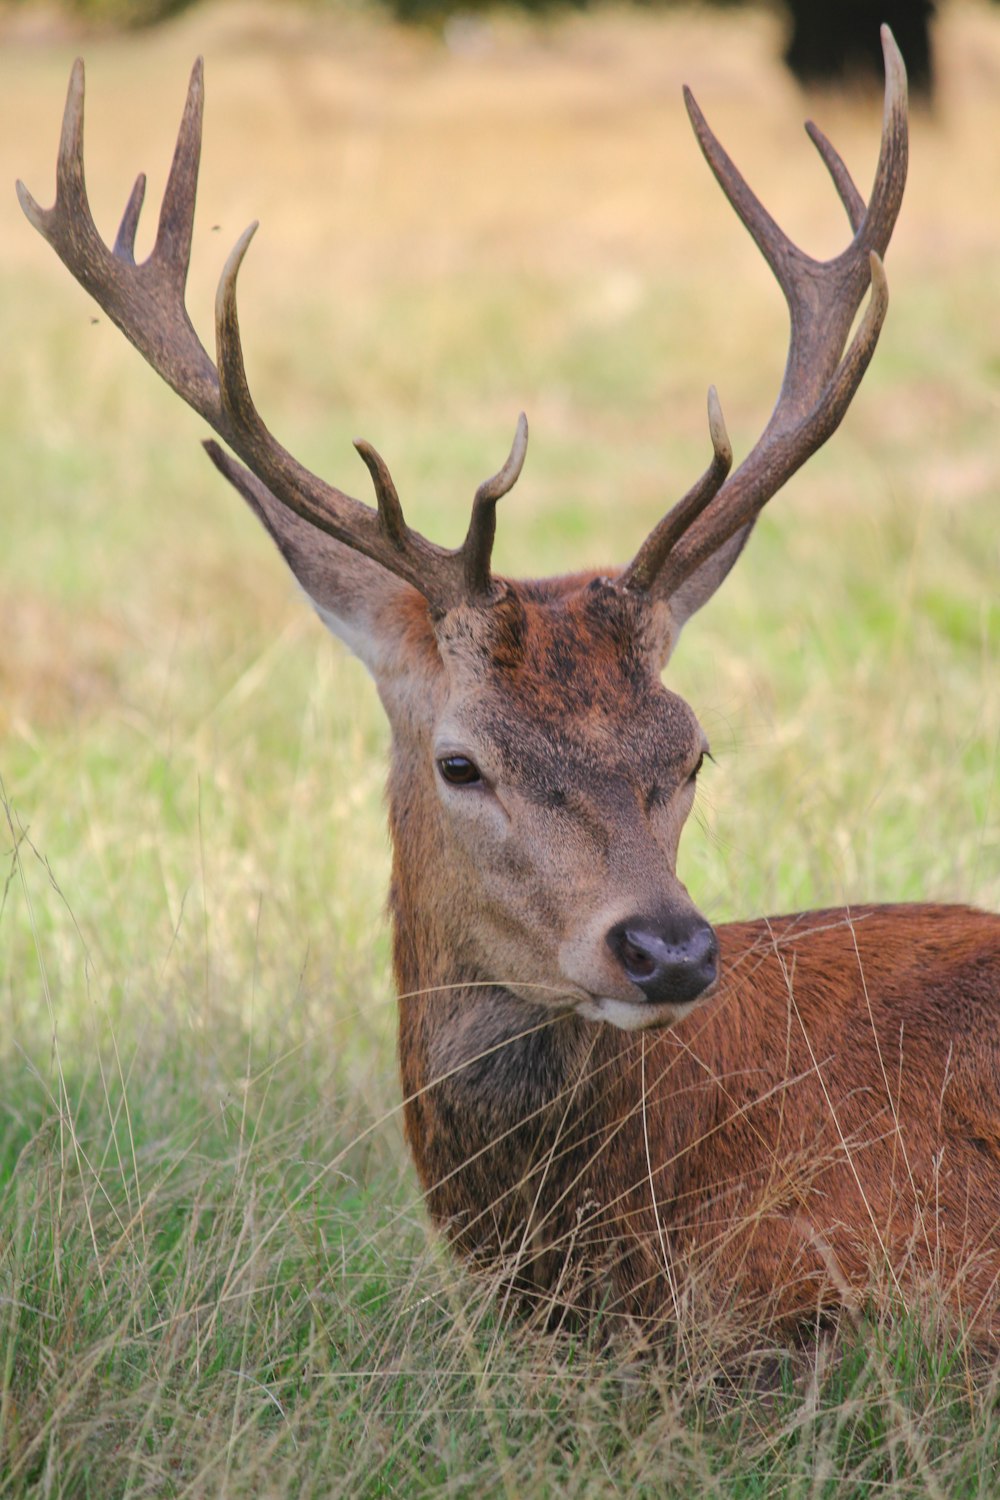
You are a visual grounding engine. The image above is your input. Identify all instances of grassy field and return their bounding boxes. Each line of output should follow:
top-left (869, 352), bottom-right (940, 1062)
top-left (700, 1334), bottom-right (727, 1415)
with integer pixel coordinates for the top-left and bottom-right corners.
top-left (1, 0), bottom-right (998, 1493)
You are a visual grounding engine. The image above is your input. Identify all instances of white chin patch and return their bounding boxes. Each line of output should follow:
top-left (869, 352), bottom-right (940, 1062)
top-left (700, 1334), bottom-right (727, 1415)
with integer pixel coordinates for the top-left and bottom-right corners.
top-left (575, 995), bottom-right (699, 1033)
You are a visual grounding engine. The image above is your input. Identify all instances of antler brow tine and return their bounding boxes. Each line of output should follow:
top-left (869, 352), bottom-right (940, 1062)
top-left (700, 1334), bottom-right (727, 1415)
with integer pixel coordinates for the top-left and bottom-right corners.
top-left (620, 388), bottom-right (732, 594)
top-left (462, 413), bottom-right (529, 600)
top-left (353, 439), bottom-right (409, 549)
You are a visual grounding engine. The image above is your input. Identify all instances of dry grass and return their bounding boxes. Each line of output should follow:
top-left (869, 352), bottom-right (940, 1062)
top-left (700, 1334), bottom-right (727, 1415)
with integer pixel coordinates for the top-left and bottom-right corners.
top-left (0, 1), bottom-right (998, 1494)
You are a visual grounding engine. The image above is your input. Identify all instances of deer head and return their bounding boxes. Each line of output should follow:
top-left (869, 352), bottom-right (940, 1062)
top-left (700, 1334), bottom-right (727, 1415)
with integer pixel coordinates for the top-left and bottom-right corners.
top-left (18, 31), bottom-right (907, 1034)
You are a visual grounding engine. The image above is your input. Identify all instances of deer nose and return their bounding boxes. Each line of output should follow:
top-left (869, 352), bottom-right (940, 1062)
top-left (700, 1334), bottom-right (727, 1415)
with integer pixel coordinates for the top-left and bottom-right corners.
top-left (606, 914), bottom-right (719, 1007)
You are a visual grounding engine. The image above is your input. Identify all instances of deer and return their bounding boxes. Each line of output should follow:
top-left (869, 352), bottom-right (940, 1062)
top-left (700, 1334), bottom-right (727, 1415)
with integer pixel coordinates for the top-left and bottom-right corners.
top-left (19, 28), bottom-right (1000, 1344)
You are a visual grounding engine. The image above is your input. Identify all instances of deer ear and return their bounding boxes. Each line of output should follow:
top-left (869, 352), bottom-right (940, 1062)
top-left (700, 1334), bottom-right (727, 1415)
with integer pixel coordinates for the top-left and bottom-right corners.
top-left (665, 522), bottom-right (754, 642)
top-left (205, 442), bottom-right (425, 677)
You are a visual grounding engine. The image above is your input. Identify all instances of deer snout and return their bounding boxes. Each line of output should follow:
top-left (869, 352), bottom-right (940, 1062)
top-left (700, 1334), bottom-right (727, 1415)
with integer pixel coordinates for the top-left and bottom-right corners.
top-left (606, 914), bottom-right (718, 1007)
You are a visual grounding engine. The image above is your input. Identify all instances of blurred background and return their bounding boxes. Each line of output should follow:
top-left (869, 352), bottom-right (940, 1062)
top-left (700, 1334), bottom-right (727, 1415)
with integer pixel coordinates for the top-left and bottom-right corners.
top-left (0, 0), bottom-right (953, 93)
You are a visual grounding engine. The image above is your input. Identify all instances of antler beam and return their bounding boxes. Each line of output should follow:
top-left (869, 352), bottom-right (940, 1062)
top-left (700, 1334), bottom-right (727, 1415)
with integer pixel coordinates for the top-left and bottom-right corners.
top-left (17, 58), bottom-right (524, 617)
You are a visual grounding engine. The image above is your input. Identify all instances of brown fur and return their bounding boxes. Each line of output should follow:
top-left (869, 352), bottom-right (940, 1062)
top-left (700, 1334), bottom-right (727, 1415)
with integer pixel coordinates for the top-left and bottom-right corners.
top-left (399, 903), bottom-right (1000, 1337)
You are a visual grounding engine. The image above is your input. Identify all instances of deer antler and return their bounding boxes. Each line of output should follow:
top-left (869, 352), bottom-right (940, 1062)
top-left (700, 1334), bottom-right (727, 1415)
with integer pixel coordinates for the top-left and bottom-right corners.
top-left (19, 39), bottom-right (906, 621)
top-left (16, 58), bottom-right (525, 617)
top-left (621, 25), bottom-right (908, 605)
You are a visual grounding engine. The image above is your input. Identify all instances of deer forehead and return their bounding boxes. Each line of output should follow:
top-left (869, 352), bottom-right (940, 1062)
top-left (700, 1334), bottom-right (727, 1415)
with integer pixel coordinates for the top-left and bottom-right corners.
top-left (430, 586), bottom-right (704, 784)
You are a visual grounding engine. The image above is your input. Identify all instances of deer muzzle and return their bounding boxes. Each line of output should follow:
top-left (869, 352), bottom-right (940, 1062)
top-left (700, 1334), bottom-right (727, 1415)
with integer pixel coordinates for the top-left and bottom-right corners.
top-left (606, 912), bottom-right (719, 1007)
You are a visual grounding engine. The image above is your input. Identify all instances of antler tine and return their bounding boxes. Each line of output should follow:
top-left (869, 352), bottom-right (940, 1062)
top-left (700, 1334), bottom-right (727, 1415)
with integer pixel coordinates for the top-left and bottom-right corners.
top-left (462, 413), bottom-right (529, 599)
top-left (153, 56), bottom-right (203, 289)
top-left (683, 87), bottom-right (797, 299)
top-left (114, 174), bottom-right (147, 264)
top-left (214, 221), bottom-right (264, 437)
top-left (854, 24), bottom-right (909, 257)
top-left (620, 388), bottom-right (731, 594)
top-left (56, 59), bottom-right (88, 217)
top-left (630, 25), bottom-right (907, 607)
top-left (18, 62), bottom-right (94, 259)
top-left (805, 124), bottom-right (865, 233)
top-left (353, 440), bottom-right (408, 550)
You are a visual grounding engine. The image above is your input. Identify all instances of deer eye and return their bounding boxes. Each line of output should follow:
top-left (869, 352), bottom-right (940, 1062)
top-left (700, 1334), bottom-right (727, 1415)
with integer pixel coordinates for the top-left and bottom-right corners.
top-left (688, 751), bottom-right (707, 783)
top-left (437, 755), bottom-right (483, 787)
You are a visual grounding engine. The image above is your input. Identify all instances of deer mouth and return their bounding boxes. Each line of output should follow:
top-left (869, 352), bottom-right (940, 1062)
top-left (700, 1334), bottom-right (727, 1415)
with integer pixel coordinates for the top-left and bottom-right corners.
top-left (574, 981), bottom-right (717, 1033)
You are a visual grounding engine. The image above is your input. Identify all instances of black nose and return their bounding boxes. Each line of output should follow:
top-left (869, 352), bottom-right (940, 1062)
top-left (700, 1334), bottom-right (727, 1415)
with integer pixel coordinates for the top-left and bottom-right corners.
top-left (606, 913), bottom-right (719, 1007)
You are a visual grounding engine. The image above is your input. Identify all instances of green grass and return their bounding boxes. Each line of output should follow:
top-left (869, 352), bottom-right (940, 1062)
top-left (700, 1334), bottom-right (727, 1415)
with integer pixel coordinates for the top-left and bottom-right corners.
top-left (1, 2), bottom-right (998, 1493)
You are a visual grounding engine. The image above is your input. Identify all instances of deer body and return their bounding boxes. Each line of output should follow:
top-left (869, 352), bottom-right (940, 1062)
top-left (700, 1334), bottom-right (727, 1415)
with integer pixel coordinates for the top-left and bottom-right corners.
top-left (20, 31), bottom-right (1000, 1338)
top-left (384, 579), bottom-right (1000, 1334)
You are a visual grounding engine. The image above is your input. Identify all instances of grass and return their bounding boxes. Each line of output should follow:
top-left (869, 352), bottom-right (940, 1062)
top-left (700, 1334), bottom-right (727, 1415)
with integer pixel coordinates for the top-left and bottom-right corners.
top-left (1, 0), bottom-right (998, 1493)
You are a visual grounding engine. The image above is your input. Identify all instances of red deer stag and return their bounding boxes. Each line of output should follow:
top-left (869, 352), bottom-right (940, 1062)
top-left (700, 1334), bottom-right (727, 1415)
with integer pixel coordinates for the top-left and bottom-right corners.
top-left (20, 29), bottom-right (1000, 1341)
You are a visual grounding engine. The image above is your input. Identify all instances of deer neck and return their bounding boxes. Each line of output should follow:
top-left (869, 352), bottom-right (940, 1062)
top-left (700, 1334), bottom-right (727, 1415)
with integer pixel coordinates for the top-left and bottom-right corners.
top-left (387, 782), bottom-right (590, 1100)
